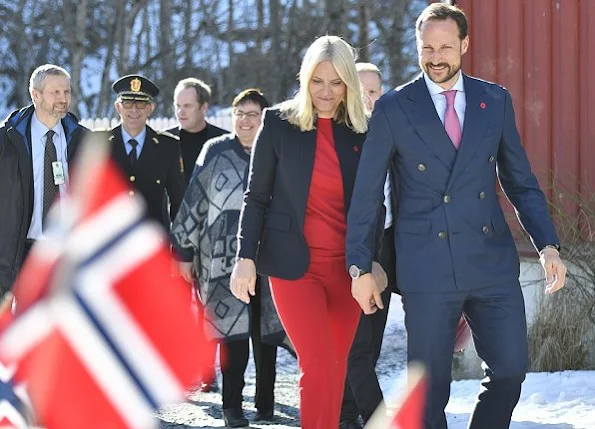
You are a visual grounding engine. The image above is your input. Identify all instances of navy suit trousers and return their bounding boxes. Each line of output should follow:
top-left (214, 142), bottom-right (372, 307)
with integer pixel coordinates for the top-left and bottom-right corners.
top-left (402, 281), bottom-right (528, 429)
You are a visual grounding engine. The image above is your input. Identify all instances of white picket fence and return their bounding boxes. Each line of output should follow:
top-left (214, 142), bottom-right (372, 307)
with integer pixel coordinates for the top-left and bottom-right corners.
top-left (79, 114), bottom-right (232, 132)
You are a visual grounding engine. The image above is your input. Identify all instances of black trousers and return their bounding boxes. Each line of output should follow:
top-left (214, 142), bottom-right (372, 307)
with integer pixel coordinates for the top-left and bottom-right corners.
top-left (221, 280), bottom-right (278, 412)
top-left (341, 226), bottom-right (396, 423)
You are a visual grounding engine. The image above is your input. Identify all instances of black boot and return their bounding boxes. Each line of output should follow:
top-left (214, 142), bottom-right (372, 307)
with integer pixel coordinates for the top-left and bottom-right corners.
top-left (252, 409), bottom-right (275, 422)
top-left (223, 408), bottom-right (249, 428)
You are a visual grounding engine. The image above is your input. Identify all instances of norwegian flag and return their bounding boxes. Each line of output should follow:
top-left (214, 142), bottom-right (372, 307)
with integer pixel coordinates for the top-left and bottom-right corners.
top-left (0, 360), bottom-right (32, 428)
top-left (0, 135), bottom-right (212, 429)
top-left (364, 364), bottom-right (427, 429)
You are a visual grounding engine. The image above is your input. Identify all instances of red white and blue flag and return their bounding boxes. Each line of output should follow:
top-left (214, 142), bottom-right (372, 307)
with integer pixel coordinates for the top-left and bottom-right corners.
top-left (0, 136), bottom-right (211, 429)
top-left (365, 363), bottom-right (427, 429)
top-left (0, 360), bottom-right (31, 428)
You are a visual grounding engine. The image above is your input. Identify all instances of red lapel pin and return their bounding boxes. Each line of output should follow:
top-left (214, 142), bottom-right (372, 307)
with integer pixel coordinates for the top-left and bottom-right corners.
top-left (353, 146), bottom-right (359, 152)
top-left (480, 102), bottom-right (486, 109)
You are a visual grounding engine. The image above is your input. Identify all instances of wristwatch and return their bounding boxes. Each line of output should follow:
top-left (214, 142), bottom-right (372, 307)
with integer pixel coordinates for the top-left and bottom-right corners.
top-left (349, 265), bottom-right (369, 280)
top-left (540, 244), bottom-right (561, 254)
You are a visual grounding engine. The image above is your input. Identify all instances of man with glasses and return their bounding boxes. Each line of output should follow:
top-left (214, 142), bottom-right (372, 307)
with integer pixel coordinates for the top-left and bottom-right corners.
top-left (108, 74), bottom-right (185, 230)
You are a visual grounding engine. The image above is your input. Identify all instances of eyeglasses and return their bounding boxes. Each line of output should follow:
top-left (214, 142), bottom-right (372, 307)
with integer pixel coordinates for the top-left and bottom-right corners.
top-left (233, 110), bottom-right (261, 120)
top-left (120, 100), bottom-right (150, 110)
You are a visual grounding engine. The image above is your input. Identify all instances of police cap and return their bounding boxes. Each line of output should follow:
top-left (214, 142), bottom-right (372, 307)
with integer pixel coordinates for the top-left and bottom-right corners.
top-left (112, 75), bottom-right (159, 102)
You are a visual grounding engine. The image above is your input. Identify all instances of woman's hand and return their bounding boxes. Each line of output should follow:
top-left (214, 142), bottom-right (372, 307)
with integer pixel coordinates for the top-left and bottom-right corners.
top-left (178, 262), bottom-right (195, 283)
top-left (230, 258), bottom-right (257, 304)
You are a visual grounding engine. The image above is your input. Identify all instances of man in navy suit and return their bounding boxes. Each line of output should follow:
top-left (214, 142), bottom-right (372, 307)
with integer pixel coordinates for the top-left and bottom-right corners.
top-left (345, 3), bottom-right (567, 429)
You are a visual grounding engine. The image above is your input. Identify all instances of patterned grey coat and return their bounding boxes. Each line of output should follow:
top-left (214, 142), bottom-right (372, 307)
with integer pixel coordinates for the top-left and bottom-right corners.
top-left (172, 134), bottom-right (289, 348)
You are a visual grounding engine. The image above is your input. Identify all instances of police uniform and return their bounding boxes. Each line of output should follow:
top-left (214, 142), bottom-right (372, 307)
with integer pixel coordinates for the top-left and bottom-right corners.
top-left (108, 75), bottom-right (185, 229)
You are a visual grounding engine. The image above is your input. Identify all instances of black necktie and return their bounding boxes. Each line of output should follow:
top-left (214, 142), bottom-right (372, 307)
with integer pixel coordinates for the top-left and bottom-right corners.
top-left (128, 139), bottom-right (138, 167)
top-left (42, 130), bottom-right (58, 229)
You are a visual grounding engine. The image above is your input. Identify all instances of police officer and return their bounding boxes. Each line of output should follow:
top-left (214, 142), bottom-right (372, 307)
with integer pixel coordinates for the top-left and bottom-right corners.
top-left (108, 74), bottom-right (185, 229)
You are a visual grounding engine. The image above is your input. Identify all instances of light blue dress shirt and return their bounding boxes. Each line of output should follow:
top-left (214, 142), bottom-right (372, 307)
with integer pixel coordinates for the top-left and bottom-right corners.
top-left (121, 126), bottom-right (147, 159)
top-left (27, 113), bottom-right (69, 239)
top-left (423, 71), bottom-right (466, 130)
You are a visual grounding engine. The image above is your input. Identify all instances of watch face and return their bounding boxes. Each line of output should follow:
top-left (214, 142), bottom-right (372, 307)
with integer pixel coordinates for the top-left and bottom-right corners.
top-left (349, 265), bottom-right (360, 279)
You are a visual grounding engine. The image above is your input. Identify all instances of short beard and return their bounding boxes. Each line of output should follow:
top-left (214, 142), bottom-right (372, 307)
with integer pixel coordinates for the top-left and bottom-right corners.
top-left (424, 63), bottom-right (461, 84)
top-left (51, 111), bottom-right (68, 119)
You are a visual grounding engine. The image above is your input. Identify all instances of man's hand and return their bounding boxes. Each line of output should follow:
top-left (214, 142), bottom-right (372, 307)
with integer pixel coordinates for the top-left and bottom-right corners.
top-left (540, 248), bottom-right (567, 294)
top-left (351, 273), bottom-right (384, 315)
top-left (230, 258), bottom-right (257, 304)
top-left (371, 261), bottom-right (388, 293)
top-left (178, 262), bottom-right (195, 283)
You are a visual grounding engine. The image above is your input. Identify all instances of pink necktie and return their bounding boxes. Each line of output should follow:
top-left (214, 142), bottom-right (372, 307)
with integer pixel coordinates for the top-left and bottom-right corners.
top-left (443, 90), bottom-right (461, 149)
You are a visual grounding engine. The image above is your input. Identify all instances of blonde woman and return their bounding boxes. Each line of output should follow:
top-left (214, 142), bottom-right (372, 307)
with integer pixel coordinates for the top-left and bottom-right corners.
top-left (230, 36), bottom-right (371, 428)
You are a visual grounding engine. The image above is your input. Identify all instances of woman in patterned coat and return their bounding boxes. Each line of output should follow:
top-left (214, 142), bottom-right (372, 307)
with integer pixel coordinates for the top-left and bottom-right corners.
top-left (172, 89), bottom-right (285, 427)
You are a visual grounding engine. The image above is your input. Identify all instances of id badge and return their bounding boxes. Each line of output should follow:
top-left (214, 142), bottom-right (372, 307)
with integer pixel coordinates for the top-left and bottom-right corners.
top-left (52, 161), bottom-right (65, 185)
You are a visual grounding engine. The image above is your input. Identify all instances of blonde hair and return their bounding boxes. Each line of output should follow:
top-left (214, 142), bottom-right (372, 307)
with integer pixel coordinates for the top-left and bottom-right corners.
top-left (279, 36), bottom-right (368, 134)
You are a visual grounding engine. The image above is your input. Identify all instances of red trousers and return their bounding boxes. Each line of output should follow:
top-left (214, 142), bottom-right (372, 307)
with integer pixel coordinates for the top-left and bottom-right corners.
top-left (270, 256), bottom-right (361, 429)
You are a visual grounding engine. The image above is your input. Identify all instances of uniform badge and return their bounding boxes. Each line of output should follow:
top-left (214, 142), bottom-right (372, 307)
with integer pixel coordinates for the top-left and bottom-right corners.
top-left (130, 78), bottom-right (142, 92)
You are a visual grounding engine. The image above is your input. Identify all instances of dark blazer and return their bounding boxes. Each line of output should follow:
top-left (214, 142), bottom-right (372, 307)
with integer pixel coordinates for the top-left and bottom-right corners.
top-left (108, 125), bottom-right (185, 228)
top-left (346, 73), bottom-right (559, 293)
top-left (237, 108), bottom-right (368, 280)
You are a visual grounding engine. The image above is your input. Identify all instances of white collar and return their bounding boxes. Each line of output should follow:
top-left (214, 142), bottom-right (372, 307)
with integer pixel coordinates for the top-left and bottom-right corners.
top-left (423, 71), bottom-right (465, 96)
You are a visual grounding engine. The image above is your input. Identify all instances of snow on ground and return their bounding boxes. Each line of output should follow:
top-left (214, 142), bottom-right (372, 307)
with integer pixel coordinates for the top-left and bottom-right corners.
top-left (159, 295), bottom-right (595, 428)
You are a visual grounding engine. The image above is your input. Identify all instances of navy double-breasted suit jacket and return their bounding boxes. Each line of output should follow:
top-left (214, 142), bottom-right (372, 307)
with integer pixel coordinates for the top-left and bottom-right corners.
top-left (346, 73), bottom-right (559, 293)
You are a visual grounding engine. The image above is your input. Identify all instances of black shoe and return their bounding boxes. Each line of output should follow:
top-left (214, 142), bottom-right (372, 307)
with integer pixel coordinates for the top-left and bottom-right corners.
top-left (223, 408), bottom-right (249, 428)
top-left (338, 419), bottom-right (362, 429)
top-left (252, 409), bottom-right (275, 422)
top-left (199, 379), bottom-right (219, 393)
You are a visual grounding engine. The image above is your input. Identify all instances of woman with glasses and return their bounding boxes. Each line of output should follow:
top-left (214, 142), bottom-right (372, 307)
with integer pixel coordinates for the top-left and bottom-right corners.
top-left (230, 36), bottom-right (382, 429)
top-left (172, 89), bottom-right (287, 428)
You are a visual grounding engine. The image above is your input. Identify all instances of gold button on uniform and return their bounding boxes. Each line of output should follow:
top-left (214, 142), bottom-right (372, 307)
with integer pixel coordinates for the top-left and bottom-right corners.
top-left (479, 191), bottom-right (486, 199)
top-left (129, 175), bottom-right (135, 182)
top-left (129, 190), bottom-right (135, 196)
top-left (438, 231), bottom-right (447, 239)
top-left (417, 163), bottom-right (426, 172)
top-left (482, 225), bottom-right (489, 234)
top-left (443, 195), bottom-right (451, 203)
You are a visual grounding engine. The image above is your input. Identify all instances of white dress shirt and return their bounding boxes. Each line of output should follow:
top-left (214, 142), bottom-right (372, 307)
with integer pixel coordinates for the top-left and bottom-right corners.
top-left (423, 71), bottom-right (466, 129)
top-left (27, 113), bottom-right (69, 239)
top-left (383, 173), bottom-right (392, 229)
